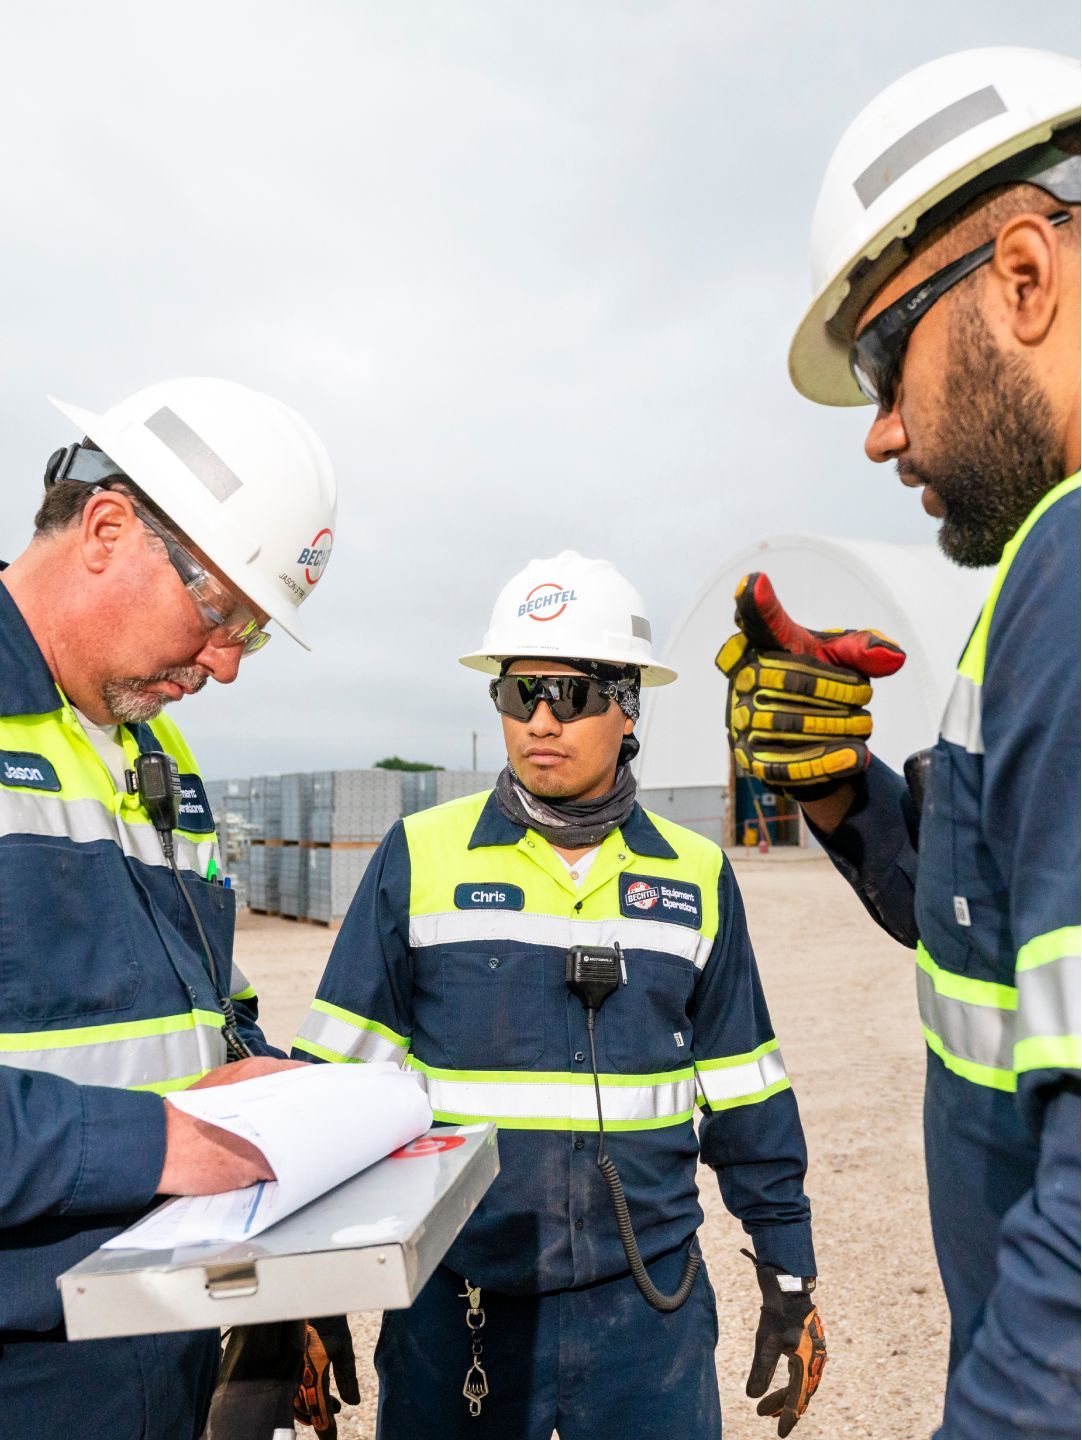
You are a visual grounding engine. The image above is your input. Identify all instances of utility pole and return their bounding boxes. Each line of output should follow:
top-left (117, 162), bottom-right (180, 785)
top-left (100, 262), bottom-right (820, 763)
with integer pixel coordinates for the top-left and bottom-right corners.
top-left (472, 731), bottom-right (477, 772)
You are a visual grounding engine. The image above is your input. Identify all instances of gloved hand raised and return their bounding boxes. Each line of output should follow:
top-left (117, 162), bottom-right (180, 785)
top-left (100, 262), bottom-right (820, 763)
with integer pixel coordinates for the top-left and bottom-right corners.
top-left (294, 1316), bottom-right (361, 1439)
top-left (715, 572), bottom-right (906, 795)
top-left (742, 1249), bottom-right (827, 1437)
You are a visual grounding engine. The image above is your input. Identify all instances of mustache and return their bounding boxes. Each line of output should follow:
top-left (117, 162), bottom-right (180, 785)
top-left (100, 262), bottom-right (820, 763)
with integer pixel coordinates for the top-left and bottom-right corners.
top-left (127, 665), bottom-right (209, 695)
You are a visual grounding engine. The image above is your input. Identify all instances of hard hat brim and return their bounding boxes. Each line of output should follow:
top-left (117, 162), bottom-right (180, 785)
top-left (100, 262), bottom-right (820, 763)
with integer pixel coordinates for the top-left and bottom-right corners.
top-left (458, 650), bottom-right (678, 686)
top-left (49, 395), bottom-right (312, 650)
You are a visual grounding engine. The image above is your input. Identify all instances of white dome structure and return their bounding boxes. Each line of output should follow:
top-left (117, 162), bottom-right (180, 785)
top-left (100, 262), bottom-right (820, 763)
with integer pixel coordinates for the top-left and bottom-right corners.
top-left (637, 535), bottom-right (992, 837)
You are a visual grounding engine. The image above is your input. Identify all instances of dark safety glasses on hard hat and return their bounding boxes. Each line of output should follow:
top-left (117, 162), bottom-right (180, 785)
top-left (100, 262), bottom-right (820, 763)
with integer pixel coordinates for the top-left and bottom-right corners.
top-left (849, 209), bottom-right (1072, 409)
top-left (489, 674), bottom-right (613, 723)
top-left (133, 503), bottom-right (271, 656)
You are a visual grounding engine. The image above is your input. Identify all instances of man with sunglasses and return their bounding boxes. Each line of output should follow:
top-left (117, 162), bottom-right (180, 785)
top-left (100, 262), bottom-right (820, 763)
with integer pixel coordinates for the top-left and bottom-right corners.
top-left (721, 48), bottom-right (1079, 1439)
top-left (0, 378), bottom-right (336, 1438)
top-left (296, 550), bottom-right (826, 1439)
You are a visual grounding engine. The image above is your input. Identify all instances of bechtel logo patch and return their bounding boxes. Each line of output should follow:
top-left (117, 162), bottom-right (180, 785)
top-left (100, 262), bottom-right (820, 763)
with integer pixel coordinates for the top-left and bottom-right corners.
top-left (625, 879), bottom-right (660, 911)
top-left (297, 527), bottom-right (334, 586)
top-left (518, 581), bottom-right (578, 622)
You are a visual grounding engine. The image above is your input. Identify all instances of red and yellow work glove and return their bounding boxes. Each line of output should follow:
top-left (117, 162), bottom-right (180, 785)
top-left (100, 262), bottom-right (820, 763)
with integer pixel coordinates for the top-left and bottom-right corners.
top-left (743, 1249), bottom-right (827, 1437)
top-left (715, 571), bottom-right (906, 795)
top-left (294, 1316), bottom-right (361, 1439)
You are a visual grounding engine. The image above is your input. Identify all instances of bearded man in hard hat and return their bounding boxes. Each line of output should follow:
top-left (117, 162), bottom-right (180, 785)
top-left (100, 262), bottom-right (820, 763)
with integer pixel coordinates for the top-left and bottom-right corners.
top-left (0, 378), bottom-right (336, 1438)
top-left (295, 550), bottom-right (827, 1439)
top-left (718, 47), bottom-right (1080, 1440)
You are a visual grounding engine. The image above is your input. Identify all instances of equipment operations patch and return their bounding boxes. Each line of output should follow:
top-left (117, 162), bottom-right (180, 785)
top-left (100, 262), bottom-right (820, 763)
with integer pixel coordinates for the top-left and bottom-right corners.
top-left (177, 774), bottom-right (216, 835)
top-left (454, 883), bottom-right (525, 911)
top-left (0, 750), bottom-right (61, 792)
top-left (620, 873), bottom-right (702, 929)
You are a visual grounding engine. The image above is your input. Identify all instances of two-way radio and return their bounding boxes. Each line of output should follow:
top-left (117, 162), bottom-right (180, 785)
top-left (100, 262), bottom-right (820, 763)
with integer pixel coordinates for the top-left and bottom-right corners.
top-left (565, 943), bottom-right (701, 1312)
top-left (127, 751), bottom-right (250, 1061)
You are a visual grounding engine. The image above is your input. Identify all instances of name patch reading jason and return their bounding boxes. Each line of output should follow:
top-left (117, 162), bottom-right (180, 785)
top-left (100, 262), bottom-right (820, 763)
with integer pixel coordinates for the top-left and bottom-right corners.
top-left (0, 750), bottom-right (61, 792)
top-left (619, 873), bottom-right (702, 929)
top-left (454, 883), bottom-right (525, 911)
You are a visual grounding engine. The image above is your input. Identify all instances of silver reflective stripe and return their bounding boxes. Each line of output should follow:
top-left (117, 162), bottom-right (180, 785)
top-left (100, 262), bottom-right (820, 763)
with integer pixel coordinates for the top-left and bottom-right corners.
top-left (144, 407), bottom-right (243, 502)
top-left (411, 1068), bottom-right (695, 1126)
top-left (854, 86), bottom-right (1007, 209)
top-left (698, 1046), bottom-right (787, 1105)
top-left (940, 672), bottom-right (984, 754)
top-left (295, 1008), bottom-right (408, 1066)
top-left (0, 1022), bottom-right (225, 1089)
top-left (631, 615), bottom-right (652, 642)
top-left (1017, 953), bottom-right (1081, 1043)
top-left (230, 961), bottom-right (254, 999)
top-left (916, 966), bottom-right (1015, 1071)
top-left (408, 911), bottom-right (713, 970)
top-left (0, 789), bottom-right (213, 875)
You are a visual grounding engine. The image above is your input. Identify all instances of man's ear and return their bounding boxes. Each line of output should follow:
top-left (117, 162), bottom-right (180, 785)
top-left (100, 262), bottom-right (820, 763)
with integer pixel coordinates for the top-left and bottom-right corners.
top-left (622, 713), bottom-right (634, 736)
top-left (80, 491), bottom-right (137, 574)
top-left (991, 211), bottom-right (1066, 347)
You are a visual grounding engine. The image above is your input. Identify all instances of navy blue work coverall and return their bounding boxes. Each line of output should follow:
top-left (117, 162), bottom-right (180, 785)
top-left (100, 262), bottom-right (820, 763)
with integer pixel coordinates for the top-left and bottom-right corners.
top-left (0, 575), bottom-right (273, 1439)
top-left (815, 480), bottom-right (1081, 1438)
top-left (295, 791), bottom-right (816, 1439)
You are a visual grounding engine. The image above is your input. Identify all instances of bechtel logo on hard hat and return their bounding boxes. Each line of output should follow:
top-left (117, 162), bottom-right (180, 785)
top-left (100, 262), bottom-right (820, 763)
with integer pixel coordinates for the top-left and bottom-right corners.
top-left (297, 527), bottom-right (334, 587)
top-left (518, 581), bottom-right (579, 622)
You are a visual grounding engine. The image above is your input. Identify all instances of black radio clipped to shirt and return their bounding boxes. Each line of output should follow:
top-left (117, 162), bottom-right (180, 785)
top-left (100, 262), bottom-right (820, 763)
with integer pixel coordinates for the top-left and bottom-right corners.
top-left (565, 943), bottom-right (701, 1313)
top-left (127, 751), bottom-right (250, 1061)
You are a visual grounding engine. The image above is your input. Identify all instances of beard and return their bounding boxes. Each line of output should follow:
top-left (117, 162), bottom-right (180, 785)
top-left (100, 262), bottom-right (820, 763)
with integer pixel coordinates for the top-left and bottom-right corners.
top-left (101, 666), bottom-right (207, 723)
top-left (901, 305), bottom-right (1065, 568)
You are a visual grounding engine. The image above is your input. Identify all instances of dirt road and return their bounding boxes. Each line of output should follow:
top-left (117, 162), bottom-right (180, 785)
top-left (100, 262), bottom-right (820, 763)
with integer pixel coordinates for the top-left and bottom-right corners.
top-left (237, 853), bottom-right (949, 1439)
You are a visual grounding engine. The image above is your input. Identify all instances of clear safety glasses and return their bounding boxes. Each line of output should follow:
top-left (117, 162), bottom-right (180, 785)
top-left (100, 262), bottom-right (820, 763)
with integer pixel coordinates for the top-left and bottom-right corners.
top-left (489, 674), bottom-right (614, 723)
top-left (849, 209), bottom-right (1071, 410)
top-left (133, 504), bottom-right (270, 656)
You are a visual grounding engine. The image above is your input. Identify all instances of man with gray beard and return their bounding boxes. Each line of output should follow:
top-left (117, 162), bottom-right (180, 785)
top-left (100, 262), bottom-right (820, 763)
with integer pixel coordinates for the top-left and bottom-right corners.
top-left (0, 378), bottom-right (336, 1439)
top-left (718, 49), bottom-right (1079, 1440)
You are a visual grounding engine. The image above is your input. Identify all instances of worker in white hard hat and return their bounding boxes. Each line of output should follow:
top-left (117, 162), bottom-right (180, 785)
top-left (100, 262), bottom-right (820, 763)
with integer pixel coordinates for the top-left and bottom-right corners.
top-left (295, 550), bottom-right (827, 1439)
top-left (0, 378), bottom-right (336, 1438)
top-left (718, 47), bottom-right (1080, 1439)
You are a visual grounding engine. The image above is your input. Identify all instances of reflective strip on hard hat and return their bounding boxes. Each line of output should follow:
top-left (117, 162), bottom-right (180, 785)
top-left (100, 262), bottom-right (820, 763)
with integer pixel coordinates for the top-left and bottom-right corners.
top-left (0, 1010), bottom-right (227, 1093)
top-left (696, 1040), bottom-right (790, 1110)
top-left (293, 1000), bottom-right (410, 1066)
top-left (405, 1058), bottom-right (696, 1131)
top-left (406, 910), bottom-right (713, 971)
top-left (1014, 930), bottom-right (1081, 1075)
top-left (144, 407), bottom-right (245, 503)
top-left (853, 86), bottom-right (1008, 209)
top-left (0, 787), bottom-right (217, 875)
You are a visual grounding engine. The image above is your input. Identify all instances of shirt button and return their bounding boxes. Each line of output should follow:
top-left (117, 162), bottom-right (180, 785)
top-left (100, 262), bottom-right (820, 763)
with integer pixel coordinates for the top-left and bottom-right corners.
top-left (488, 957), bottom-right (500, 970)
top-left (574, 1137), bottom-right (585, 1151)
top-left (617, 852), bottom-right (627, 861)
top-left (574, 1050), bottom-right (585, 1062)
top-left (188, 986), bottom-right (198, 1002)
top-left (574, 1218), bottom-right (585, 1230)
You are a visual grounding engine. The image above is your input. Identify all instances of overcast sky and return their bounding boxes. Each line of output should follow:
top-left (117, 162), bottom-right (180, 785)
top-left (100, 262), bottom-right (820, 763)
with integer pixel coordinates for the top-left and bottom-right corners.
top-left (2, 2), bottom-right (1076, 778)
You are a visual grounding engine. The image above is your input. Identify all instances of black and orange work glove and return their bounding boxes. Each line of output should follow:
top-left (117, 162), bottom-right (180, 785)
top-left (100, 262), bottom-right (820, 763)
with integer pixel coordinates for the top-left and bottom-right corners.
top-left (742, 1249), bottom-right (827, 1437)
top-left (716, 571), bottom-right (906, 796)
top-left (294, 1316), bottom-right (361, 1439)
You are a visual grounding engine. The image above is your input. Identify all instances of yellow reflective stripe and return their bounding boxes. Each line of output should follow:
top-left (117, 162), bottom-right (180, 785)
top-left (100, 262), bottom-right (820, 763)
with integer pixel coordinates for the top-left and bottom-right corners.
top-left (231, 985), bottom-right (257, 1001)
top-left (696, 1038), bottom-right (779, 1070)
top-left (1015, 1035), bottom-right (1082, 1073)
top-left (922, 1025), bottom-right (1017, 1094)
top-left (292, 1037), bottom-right (363, 1064)
top-left (960, 474), bottom-right (1081, 681)
top-left (0, 1009), bottom-right (224, 1051)
top-left (695, 1077), bottom-right (792, 1111)
top-left (915, 942), bottom-right (1016, 1010)
top-left (309, 999), bottom-right (408, 1049)
top-left (406, 1057), bottom-right (693, 1087)
top-left (131, 1071), bottom-right (209, 1094)
top-left (428, 1109), bottom-right (695, 1132)
top-left (1017, 927), bottom-right (1082, 973)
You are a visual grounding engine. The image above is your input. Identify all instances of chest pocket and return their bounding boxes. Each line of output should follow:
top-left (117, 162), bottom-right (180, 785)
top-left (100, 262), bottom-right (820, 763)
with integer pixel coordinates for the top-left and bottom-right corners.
top-left (0, 837), bottom-right (141, 1022)
top-left (600, 951), bottom-right (696, 1074)
top-left (439, 949), bottom-right (545, 1069)
top-left (179, 872), bottom-right (237, 990)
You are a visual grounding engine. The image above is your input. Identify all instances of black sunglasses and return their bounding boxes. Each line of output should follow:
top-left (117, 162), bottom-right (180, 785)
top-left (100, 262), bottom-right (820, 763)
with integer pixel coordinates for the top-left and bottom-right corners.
top-left (489, 674), bottom-right (614, 723)
top-left (849, 210), bottom-right (1072, 410)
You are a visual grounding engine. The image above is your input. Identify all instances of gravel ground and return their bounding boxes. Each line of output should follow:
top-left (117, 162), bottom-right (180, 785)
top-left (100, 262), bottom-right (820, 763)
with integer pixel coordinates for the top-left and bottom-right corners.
top-left (236, 852), bottom-right (949, 1439)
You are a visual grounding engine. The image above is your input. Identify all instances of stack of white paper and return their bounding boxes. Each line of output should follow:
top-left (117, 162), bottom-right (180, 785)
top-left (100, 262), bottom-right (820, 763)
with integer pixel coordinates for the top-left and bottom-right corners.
top-left (106, 1062), bottom-right (431, 1250)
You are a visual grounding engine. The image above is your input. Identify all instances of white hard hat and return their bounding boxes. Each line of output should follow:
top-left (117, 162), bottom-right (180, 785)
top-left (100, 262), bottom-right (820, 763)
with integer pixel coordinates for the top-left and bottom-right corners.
top-left (790, 47), bottom-right (1081, 406)
top-left (459, 549), bottom-right (677, 686)
top-left (49, 377), bottom-right (337, 649)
